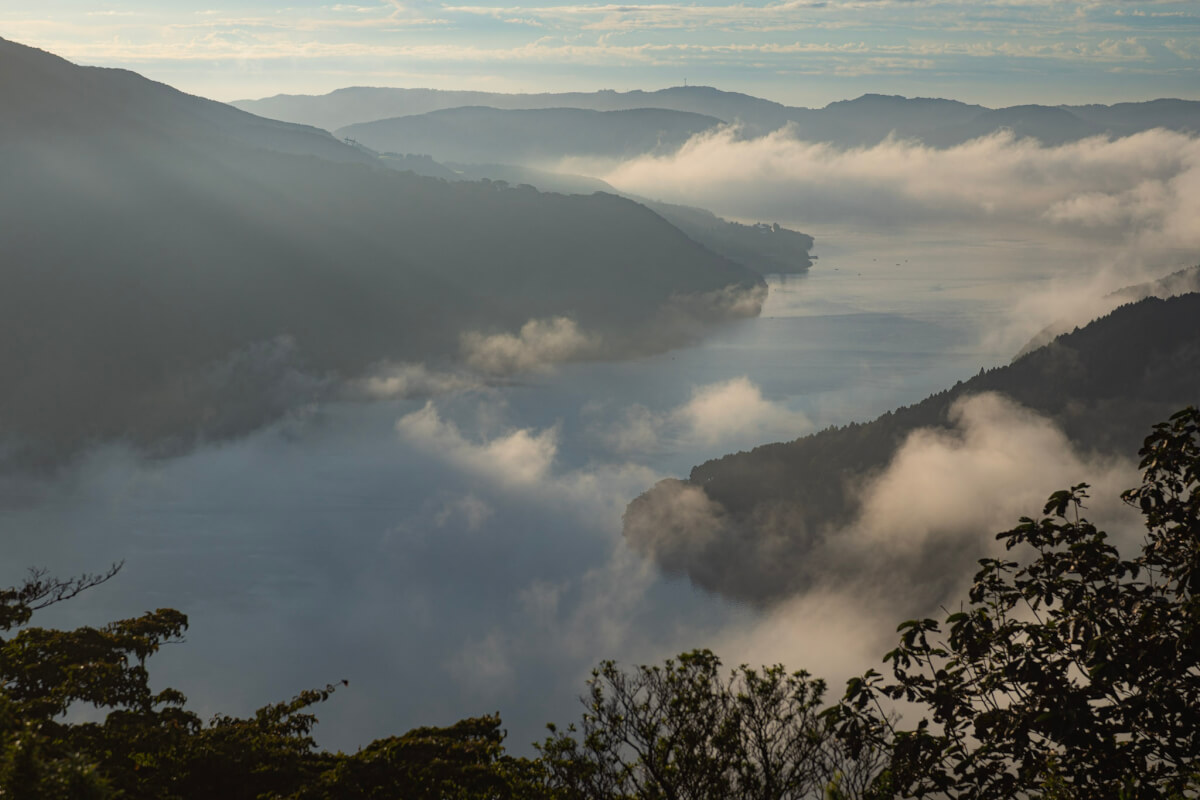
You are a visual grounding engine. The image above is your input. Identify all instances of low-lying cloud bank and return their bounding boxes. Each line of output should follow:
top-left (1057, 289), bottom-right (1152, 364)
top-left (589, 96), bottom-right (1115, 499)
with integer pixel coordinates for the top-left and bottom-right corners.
top-left (396, 402), bottom-right (561, 488)
top-left (691, 393), bottom-right (1151, 690)
top-left (8, 388), bottom-right (716, 754)
top-left (625, 393), bottom-right (1139, 610)
top-left (2, 293), bottom-right (773, 471)
top-left (843, 394), bottom-right (1137, 564)
top-left (596, 127), bottom-right (1200, 256)
top-left (598, 376), bottom-right (811, 454)
top-left (394, 398), bottom-right (661, 519)
top-left (997, 264), bottom-right (1200, 359)
top-left (462, 317), bottom-right (602, 376)
top-left (457, 284), bottom-right (768, 379)
top-left (388, 395), bottom-right (718, 697)
top-left (346, 362), bottom-right (483, 400)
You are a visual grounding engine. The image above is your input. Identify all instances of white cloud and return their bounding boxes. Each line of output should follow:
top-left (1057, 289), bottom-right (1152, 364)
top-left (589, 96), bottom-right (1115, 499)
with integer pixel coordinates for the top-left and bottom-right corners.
top-left (843, 393), bottom-right (1137, 556)
top-left (389, 395), bottom-right (679, 692)
top-left (394, 399), bottom-right (660, 518)
top-left (1163, 38), bottom-right (1200, 59)
top-left (395, 401), bottom-right (559, 486)
top-left (438, 0), bottom-right (1181, 48)
top-left (594, 126), bottom-right (1200, 258)
top-left (625, 393), bottom-right (1145, 609)
top-left (602, 404), bottom-right (663, 454)
top-left (981, 261), bottom-right (1184, 357)
top-left (649, 393), bottom-right (1144, 694)
top-left (461, 317), bottom-right (600, 375)
top-left (10, 33), bottom-right (1153, 69)
top-left (600, 377), bottom-right (811, 454)
top-left (707, 586), bottom-right (894, 693)
top-left (677, 377), bottom-right (811, 446)
top-left (347, 361), bottom-right (480, 399)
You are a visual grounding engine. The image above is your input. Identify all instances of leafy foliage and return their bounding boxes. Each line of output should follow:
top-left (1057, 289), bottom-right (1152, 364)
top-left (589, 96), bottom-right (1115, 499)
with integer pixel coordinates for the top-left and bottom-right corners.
top-left (539, 649), bottom-right (886, 800)
top-left (296, 714), bottom-right (549, 800)
top-left (0, 566), bottom-right (541, 800)
top-left (832, 407), bottom-right (1200, 799)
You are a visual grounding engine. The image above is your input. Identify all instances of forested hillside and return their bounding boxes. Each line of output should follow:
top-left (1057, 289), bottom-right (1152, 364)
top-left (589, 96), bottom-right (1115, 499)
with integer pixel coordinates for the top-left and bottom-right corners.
top-left (410, 162), bottom-right (816, 274)
top-left (0, 38), bottom-right (761, 467)
top-left (624, 291), bottom-right (1200, 605)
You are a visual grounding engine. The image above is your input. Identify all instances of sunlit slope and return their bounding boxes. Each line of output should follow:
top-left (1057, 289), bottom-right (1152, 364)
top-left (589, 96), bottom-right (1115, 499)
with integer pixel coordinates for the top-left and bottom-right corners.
top-left (623, 290), bottom-right (1200, 606)
top-left (0, 38), bottom-right (759, 466)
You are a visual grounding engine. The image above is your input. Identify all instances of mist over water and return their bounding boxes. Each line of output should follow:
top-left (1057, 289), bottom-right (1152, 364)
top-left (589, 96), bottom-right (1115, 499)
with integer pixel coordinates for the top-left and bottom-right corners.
top-left (2, 216), bottom-right (1147, 752)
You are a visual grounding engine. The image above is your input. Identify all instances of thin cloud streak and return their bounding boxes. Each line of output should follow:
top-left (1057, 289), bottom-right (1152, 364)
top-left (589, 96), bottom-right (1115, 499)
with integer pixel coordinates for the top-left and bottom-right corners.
top-left (596, 377), bottom-right (812, 454)
top-left (640, 395), bottom-right (1143, 688)
top-left (3, 0), bottom-right (1197, 103)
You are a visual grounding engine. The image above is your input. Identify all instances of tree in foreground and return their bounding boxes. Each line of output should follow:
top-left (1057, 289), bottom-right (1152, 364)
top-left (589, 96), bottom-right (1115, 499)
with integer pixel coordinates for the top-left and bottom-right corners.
top-left (832, 407), bottom-right (1200, 799)
top-left (0, 566), bottom-right (543, 799)
top-left (538, 649), bottom-right (887, 799)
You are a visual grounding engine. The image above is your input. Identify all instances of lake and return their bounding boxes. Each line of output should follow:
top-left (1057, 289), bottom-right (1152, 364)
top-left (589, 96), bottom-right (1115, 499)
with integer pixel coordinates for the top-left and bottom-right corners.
top-left (0, 224), bottom-right (1117, 750)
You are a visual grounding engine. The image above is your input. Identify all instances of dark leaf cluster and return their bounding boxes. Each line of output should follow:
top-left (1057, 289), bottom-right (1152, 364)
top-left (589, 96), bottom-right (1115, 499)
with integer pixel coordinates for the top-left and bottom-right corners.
top-left (538, 649), bottom-right (887, 800)
top-left (830, 407), bottom-right (1200, 799)
top-left (0, 570), bottom-right (544, 799)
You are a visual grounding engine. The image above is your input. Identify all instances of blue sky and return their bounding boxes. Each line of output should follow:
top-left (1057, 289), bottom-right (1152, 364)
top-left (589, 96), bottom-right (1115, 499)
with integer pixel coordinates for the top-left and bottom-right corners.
top-left (4, 1), bottom-right (1199, 107)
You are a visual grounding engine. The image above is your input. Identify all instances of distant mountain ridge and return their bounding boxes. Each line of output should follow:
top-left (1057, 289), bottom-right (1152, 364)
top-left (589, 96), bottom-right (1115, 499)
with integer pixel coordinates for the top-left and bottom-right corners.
top-left (920, 104), bottom-right (1106, 148)
top-left (622, 288), bottom-right (1200, 606)
top-left (233, 86), bottom-right (1200, 148)
top-left (338, 106), bottom-right (724, 164)
top-left (234, 85), bottom-right (790, 136)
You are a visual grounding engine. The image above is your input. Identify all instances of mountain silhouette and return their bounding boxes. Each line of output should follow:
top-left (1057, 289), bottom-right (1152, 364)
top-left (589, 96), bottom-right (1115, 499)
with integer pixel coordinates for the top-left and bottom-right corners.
top-left (338, 106), bottom-right (724, 164)
top-left (0, 38), bottom-right (760, 467)
top-left (236, 85), bottom-right (1200, 148)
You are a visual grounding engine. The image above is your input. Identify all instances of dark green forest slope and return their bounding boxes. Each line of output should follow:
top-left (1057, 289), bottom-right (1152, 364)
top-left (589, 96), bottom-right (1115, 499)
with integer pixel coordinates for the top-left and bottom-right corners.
top-left (624, 291), bottom-right (1200, 605)
top-left (0, 38), bottom-right (760, 467)
top-left (429, 163), bottom-right (816, 274)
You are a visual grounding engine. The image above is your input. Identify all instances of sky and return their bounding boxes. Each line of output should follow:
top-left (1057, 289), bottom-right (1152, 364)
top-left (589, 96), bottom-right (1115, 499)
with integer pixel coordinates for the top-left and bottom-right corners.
top-left (3, 0), bottom-right (1200, 107)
